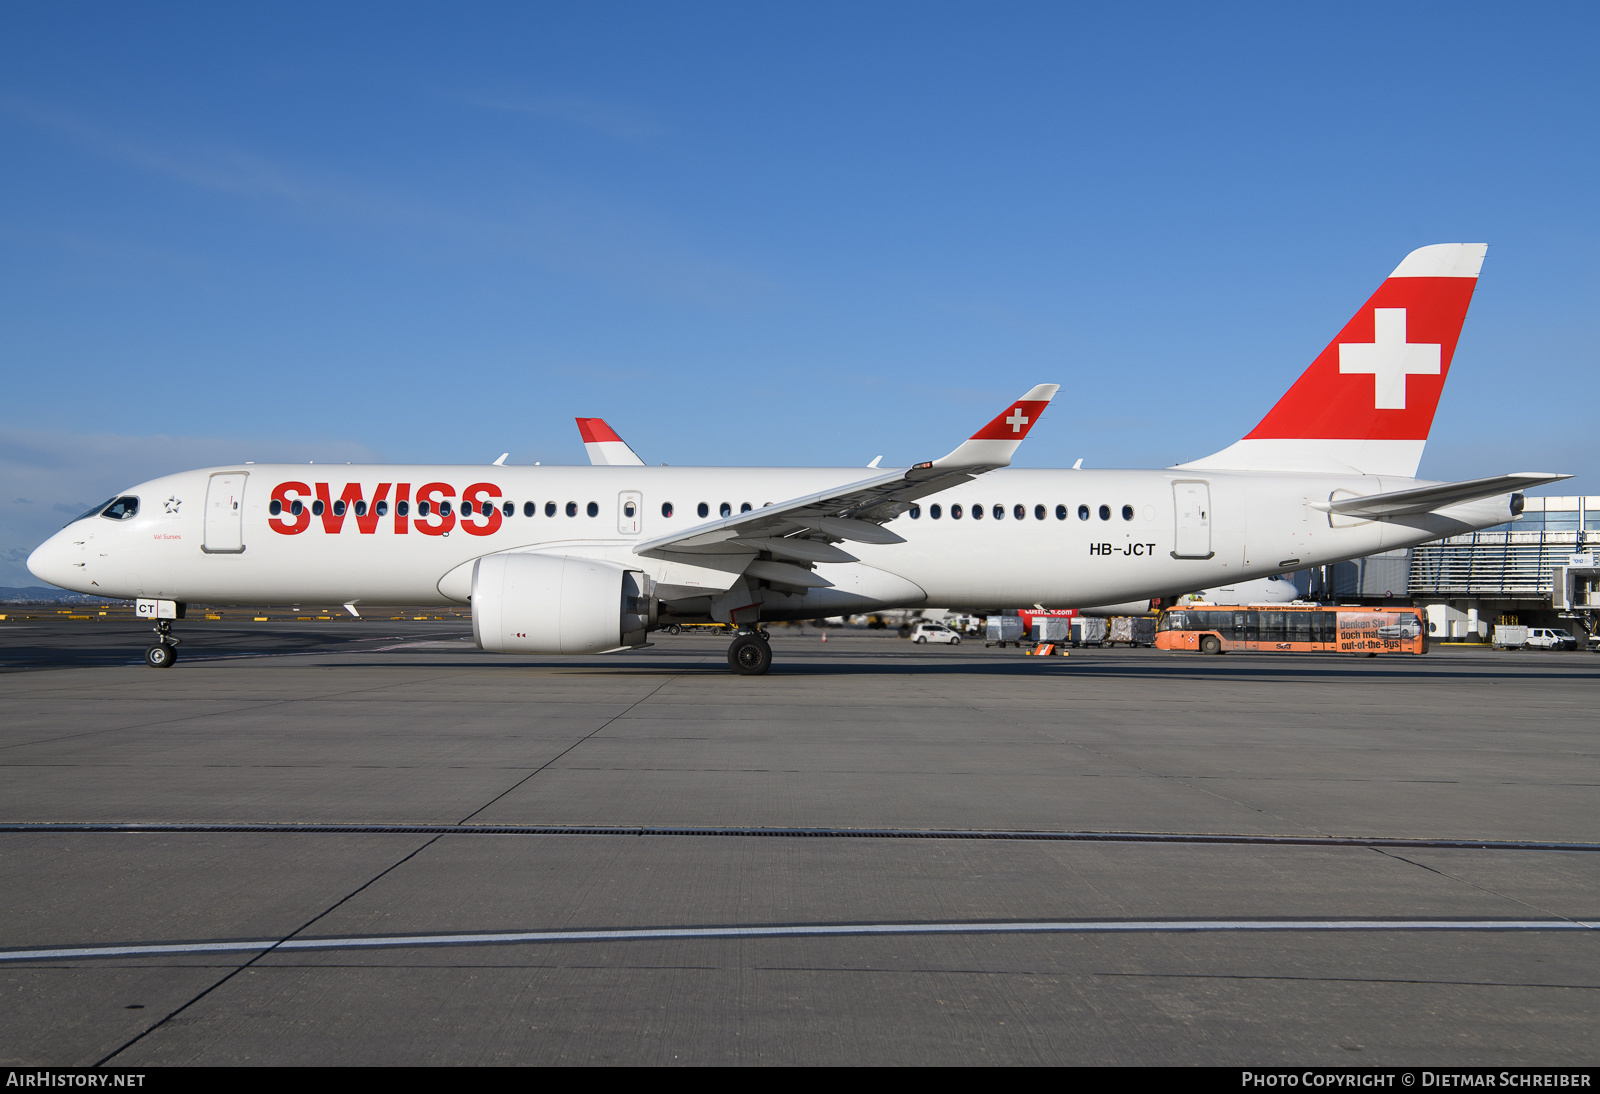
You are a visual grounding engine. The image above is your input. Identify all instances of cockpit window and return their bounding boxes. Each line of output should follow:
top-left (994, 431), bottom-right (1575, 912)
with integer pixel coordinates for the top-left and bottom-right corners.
top-left (101, 496), bottom-right (139, 521)
top-left (69, 497), bottom-right (118, 525)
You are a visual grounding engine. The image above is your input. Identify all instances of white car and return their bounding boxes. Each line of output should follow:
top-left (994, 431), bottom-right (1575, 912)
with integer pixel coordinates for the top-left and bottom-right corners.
top-left (910, 622), bottom-right (962, 645)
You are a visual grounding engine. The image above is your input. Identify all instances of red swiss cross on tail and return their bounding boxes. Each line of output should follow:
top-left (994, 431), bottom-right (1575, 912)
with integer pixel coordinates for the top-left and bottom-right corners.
top-left (1178, 244), bottom-right (1487, 478)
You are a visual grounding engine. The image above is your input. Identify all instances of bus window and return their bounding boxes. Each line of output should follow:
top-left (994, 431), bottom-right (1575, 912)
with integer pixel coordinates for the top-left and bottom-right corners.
top-left (1288, 612), bottom-right (1312, 644)
top-left (1260, 612), bottom-right (1287, 643)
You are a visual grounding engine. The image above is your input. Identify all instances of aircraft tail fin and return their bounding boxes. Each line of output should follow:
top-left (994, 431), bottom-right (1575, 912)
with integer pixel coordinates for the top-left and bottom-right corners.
top-left (576, 418), bottom-right (646, 466)
top-left (1177, 244), bottom-right (1487, 477)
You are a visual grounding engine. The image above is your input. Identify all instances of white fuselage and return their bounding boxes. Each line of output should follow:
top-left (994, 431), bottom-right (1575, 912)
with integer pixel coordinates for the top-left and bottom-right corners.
top-left (28, 463), bottom-right (1516, 618)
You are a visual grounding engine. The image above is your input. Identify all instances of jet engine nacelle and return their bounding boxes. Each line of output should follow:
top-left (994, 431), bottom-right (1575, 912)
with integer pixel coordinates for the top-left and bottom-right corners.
top-left (472, 552), bottom-right (656, 654)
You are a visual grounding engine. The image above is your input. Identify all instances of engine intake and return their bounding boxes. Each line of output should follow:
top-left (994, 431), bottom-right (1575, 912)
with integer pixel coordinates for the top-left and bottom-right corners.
top-left (472, 553), bottom-right (656, 654)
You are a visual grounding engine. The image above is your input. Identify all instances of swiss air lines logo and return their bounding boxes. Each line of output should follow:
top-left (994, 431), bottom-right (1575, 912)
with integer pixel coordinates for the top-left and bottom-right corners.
top-left (1338, 308), bottom-right (1440, 410)
top-left (1246, 275), bottom-right (1479, 442)
top-left (267, 481), bottom-right (502, 537)
top-left (971, 399), bottom-right (1050, 441)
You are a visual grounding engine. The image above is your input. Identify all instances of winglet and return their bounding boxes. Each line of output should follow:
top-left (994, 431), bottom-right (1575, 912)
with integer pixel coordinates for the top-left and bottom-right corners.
top-left (575, 418), bottom-right (646, 466)
top-left (921, 384), bottom-right (1059, 474)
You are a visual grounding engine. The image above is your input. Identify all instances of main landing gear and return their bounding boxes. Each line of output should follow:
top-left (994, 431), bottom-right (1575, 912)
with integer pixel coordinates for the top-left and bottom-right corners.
top-left (727, 629), bottom-right (772, 676)
top-left (144, 620), bottom-right (179, 669)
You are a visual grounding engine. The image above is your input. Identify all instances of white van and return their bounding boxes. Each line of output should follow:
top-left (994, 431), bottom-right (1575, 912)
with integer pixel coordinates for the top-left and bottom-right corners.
top-left (1525, 628), bottom-right (1579, 650)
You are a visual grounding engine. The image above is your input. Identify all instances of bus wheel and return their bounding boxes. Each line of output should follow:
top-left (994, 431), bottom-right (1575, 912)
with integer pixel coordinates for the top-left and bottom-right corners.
top-left (1200, 636), bottom-right (1221, 655)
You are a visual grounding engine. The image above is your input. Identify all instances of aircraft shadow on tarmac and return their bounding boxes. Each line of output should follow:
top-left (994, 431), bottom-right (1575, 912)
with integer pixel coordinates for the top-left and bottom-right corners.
top-left (323, 652), bottom-right (1600, 682)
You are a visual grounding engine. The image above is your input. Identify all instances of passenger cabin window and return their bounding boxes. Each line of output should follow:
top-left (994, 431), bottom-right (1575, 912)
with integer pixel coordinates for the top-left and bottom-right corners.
top-left (439, 501), bottom-right (452, 516)
top-left (972, 503), bottom-right (983, 520)
top-left (1055, 504), bottom-right (1067, 520)
top-left (720, 502), bottom-right (732, 517)
top-left (545, 502), bottom-right (557, 517)
top-left (524, 501), bottom-right (536, 517)
top-left (909, 506), bottom-right (921, 519)
top-left (698, 502), bottom-right (709, 518)
top-left (930, 504), bottom-right (942, 519)
top-left (662, 502), bottom-right (674, 518)
top-left (396, 501), bottom-right (408, 516)
top-left (1122, 504), bottom-right (1134, 521)
top-left (566, 502), bottom-right (578, 517)
top-left (312, 500), bottom-right (325, 517)
top-left (269, 500), bottom-right (282, 516)
top-left (1078, 504), bottom-right (1090, 520)
top-left (951, 504), bottom-right (963, 519)
top-left (586, 501), bottom-right (599, 517)
top-left (418, 501), bottom-right (430, 516)
top-left (993, 504), bottom-right (1005, 520)
top-left (354, 500), bottom-right (367, 516)
top-left (1016, 504), bottom-right (1027, 520)
top-left (1098, 504), bottom-right (1110, 521)
top-left (333, 500), bottom-right (347, 517)
top-left (502, 501), bottom-right (514, 518)
top-left (377, 501), bottom-right (390, 516)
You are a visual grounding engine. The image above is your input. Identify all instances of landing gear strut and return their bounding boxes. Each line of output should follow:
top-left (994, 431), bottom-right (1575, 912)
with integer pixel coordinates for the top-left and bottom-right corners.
top-left (728, 629), bottom-right (772, 675)
top-left (144, 620), bottom-right (178, 669)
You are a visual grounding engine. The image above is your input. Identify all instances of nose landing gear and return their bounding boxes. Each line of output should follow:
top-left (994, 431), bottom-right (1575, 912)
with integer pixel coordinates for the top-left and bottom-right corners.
top-left (145, 620), bottom-right (179, 669)
top-left (727, 629), bottom-right (772, 675)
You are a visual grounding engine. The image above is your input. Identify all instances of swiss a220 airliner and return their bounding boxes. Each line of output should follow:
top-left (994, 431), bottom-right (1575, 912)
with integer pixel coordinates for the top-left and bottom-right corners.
top-left (28, 244), bottom-right (1569, 674)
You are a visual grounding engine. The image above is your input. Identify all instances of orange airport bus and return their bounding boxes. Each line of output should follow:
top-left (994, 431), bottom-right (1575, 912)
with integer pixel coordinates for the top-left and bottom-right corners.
top-left (1154, 604), bottom-right (1426, 655)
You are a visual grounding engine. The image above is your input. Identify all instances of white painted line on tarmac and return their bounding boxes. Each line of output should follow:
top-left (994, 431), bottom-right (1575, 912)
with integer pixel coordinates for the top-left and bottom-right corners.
top-left (5, 918), bottom-right (1596, 963)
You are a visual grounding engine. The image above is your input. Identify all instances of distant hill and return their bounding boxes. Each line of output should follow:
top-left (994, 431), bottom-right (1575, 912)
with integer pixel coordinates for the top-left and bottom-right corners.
top-left (0, 586), bottom-right (126, 605)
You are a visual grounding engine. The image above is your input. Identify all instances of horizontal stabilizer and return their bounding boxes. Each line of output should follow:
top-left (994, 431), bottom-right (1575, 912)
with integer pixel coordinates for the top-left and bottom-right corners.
top-left (1309, 472), bottom-right (1572, 518)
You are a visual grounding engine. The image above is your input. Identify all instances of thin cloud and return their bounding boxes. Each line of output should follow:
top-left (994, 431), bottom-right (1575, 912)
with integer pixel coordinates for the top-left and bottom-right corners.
top-left (0, 95), bottom-right (775, 309)
top-left (466, 91), bottom-right (668, 142)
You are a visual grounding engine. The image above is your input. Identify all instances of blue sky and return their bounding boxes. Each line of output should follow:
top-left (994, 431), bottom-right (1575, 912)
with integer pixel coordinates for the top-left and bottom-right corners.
top-left (2, 3), bottom-right (1596, 583)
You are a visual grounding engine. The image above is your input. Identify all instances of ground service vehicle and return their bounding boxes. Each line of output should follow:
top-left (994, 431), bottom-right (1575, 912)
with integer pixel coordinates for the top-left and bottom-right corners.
top-left (910, 621), bottom-right (961, 645)
top-left (1155, 605), bottom-right (1426, 655)
top-left (1525, 627), bottom-right (1579, 650)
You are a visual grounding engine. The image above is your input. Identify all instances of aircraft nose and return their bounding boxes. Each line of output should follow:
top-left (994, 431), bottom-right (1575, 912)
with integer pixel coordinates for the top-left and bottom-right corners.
top-left (27, 532), bottom-right (76, 590)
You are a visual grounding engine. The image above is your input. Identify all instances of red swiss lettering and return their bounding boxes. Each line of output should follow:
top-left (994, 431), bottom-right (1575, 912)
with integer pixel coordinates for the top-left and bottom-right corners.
top-left (315, 483), bottom-right (366, 534)
top-left (415, 482), bottom-right (456, 536)
top-left (356, 484), bottom-right (391, 534)
top-left (461, 482), bottom-right (502, 536)
top-left (270, 482), bottom-right (312, 535)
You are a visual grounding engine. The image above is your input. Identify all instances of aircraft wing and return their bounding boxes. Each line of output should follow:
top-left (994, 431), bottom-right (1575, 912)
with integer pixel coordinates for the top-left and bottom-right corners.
top-left (576, 418), bottom-right (646, 466)
top-left (633, 384), bottom-right (1059, 574)
top-left (1310, 472), bottom-right (1572, 518)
